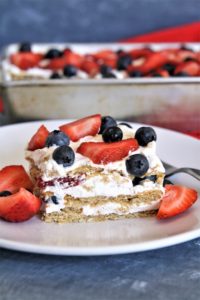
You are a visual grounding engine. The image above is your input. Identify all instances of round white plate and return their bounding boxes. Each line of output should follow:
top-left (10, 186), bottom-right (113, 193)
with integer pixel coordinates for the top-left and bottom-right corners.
top-left (0, 120), bottom-right (199, 256)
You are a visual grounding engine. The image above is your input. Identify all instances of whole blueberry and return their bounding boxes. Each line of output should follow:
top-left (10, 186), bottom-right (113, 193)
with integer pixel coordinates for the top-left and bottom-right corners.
top-left (126, 154), bottom-right (149, 177)
top-left (118, 122), bottom-right (132, 128)
top-left (53, 145), bottom-right (75, 167)
top-left (129, 70), bottom-right (142, 77)
top-left (102, 126), bottom-right (123, 143)
top-left (19, 42), bottom-right (31, 52)
top-left (162, 63), bottom-right (176, 75)
top-left (102, 72), bottom-right (116, 78)
top-left (135, 127), bottom-right (157, 146)
top-left (45, 130), bottom-right (70, 147)
top-left (45, 48), bottom-right (63, 59)
top-left (0, 191), bottom-right (12, 197)
top-left (99, 116), bottom-right (117, 134)
top-left (50, 72), bottom-right (61, 79)
top-left (100, 64), bottom-right (112, 76)
top-left (117, 54), bottom-right (132, 70)
top-left (63, 64), bottom-right (77, 77)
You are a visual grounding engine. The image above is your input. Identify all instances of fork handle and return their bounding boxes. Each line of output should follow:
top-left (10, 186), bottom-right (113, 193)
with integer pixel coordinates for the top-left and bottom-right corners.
top-left (165, 168), bottom-right (200, 181)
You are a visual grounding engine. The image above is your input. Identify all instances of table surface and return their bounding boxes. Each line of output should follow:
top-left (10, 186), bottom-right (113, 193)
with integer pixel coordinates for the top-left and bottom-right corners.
top-left (1, 238), bottom-right (200, 300)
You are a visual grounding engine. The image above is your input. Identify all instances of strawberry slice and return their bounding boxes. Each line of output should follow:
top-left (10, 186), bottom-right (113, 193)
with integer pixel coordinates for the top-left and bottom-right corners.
top-left (0, 165), bottom-right (33, 193)
top-left (46, 56), bottom-right (67, 70)
top-left (157, 184), bottom-right (198, 219)
top-left (128, 48), bottom-right (152, 59)
top-left (0, 188), bottom-right (41, 222)
top-left (81, 59), bottom-right (99, 77)
top-left (28, 125), bottom-right (49, 151)
top-left (77, 138), bottom-right (139, 164)
top-left (174, 61), bottom-right (200, 76)
top-left (64, 52), bottom-right (83, 68)
top-left (60, 114), bottom-right (101, 142)
top-left (10, 53), bottom-right (42, 70)
top-left (94, 50), bottom-right (117, 68)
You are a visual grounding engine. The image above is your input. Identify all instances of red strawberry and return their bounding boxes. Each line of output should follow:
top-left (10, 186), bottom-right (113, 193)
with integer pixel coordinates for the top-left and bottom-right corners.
top-left (64, 52), bottom-right (83, 68)
top-left (0, 165), bottom-right (33, 193)
top-left (157, 184), bottom-right (198, 219)
top-left (174, 61), bottom-right (200, 76)
top-left (28, 125), bottom-right (49, 151)
top-left (0, 188), bottom-right (41, 222)
top-left (81, 59), bottom-right (99, 77)
top-left (94, 50), bottom-right (117, 68)
top-left (10, 53), bottom-right (42, 70)
top-left (149, 69), bottom-right (169, 77)
top-left (46, 56), bottom-right (67, 70)
top-left (60, 114), bottom-right (101, 142)
top-left (128, 48), bottom-right (152, 59)
top-left (77, 138), bottom-right (139, 164)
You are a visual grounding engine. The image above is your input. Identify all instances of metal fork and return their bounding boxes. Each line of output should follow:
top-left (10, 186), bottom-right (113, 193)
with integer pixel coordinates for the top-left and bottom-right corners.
top-left (162, 161), bottom-right (200, 181)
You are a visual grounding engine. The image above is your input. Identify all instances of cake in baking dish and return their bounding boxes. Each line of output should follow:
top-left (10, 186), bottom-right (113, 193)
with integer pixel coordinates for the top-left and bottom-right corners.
top-left (25, 114), bottom-right (165, 223)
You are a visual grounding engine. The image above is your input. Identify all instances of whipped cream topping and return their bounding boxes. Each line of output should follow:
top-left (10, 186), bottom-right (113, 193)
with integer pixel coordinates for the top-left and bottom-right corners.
top-left (26, 125), bottom-right (165, 214)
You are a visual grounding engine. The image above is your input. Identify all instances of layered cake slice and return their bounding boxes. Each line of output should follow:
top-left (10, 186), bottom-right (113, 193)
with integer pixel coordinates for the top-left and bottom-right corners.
top-left (26, 114), bottom-right (165, 223)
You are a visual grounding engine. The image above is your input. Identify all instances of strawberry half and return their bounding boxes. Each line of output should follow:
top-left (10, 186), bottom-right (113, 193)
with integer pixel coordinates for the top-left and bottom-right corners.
top-left (174, 61), bottom-right (200, 76)
top-left (77, 138), bottom-right (139, 164)
top-left (60, 114), bottom-right (101, 142)
top-left (81, 59), bottom-right (99, 77)
top-left (0, 165), bottom-right (33, 193)
top-left (0, 188), bottom-right (41, 222)
top-left (157, 184), bottom-right (198, 219)
top-left (28, 125), bottom-right (49, 151)
top-left (10, 53), bottom-right (42, 70)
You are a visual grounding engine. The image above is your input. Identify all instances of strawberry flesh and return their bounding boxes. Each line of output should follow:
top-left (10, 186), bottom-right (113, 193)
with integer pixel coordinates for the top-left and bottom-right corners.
top-left (60, 114), bottom-right (101, 142)
top-left (0, 165), bottom-right (33, 193)
top-left (0, 188), bottom-right (41, 222)
top-left (28, 125), bottom-right (49, 151)
top-left (10, 53), bottom-right (42, 70)
top-left (77, 138), bottom-right (139, 164)
top-left (157, 184), bottom-right (198, 219)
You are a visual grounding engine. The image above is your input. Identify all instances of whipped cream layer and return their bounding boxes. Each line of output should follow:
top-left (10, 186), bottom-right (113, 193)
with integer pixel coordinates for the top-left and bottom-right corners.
top-left (26, 125), bottom-right (165, 214)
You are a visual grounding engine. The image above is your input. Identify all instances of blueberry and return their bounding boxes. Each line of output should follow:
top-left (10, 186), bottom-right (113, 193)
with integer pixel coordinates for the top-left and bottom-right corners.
top-left (126, 154), bottom-right (149, 177)
top-left (99, 116), bottom-right (117, 134)
top-left (162, 63), bottom-right (176, 75)
top-left (53, 145), bottom-right (75, 167)
top-left (45, 48), bottom-right (63, 59)
top-left (100, 64), bottom-right (112, 76)
top-left (19, 42), bottom-right (31, 52)
top-left (163, 178), bottom-right (173, 186)
top-left (0, 191), bottom-right (12, 197)
top-left (135, 127), bottom-right (157, 146)
top-left (116, 49), bottom-right (125, 56)
top-left (175, 71), bottom-right (189, 77)
top-left (132, 175), bottom-right (157, 186)
top-left (102, 73), bottom-right (116, 78)
top-left (50, 72), bottom-right (61, 79)
top-left (118, 122), bottom-right (132, 128)
top-left (63, 64), bottom-right (77, 77)
top-left (102, 126), bottom-right (123, 143)
top-left (129, 70), bottom-right (142, 77)
top-left (51, 196), bottom-right (59, 204)
top-left (45, 130), bottom-right (70, 147)
top-left (117, 55), bottom-right (132, 70)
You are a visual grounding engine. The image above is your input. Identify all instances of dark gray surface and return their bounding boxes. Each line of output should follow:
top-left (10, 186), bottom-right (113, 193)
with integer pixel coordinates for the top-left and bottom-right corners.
top-left (0, 0), bottom-right (200, 49)
top-left (1, 239), bottom-right (200, 300)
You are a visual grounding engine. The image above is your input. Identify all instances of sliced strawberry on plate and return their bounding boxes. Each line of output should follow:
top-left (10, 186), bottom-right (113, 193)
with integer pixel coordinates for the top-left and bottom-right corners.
top-left (94, 50), bottom-right (117, 68)
top-left (77, 138), bottom-right (139, 164)
top-left (0, 188), bottom-right (41, 222)
top-left (0, 165), bottom-right (33, 193)
top-left (64, 52), bottom-right (83, 68)
top-left (81, 59), bottom-right (99, 77)
top-left (128, 48), bottom-right (152, 59)
top-left (28, 125), bottom-right (49, 151)
top-left (157, 184), bottom-right (198, 219)
top-left (60, 114), bottom-right (101, 142)
top-left (10, 53), bottom-right (42, 70)
top-left (174, 61), bottom-right (200, 76)
top-left (46, 56), bottom-right (67, 70)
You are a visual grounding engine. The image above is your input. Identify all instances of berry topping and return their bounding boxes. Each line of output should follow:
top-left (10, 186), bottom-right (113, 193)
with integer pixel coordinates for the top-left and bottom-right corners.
top-left (28, 125), bottom-right (49, 151)
top-left (117, 54), bottom-right (132, 70)
top-left (129, 70), bottom-right (142, 77)
top-left (10, 52), bottom-right (42, 70)
top-left (102, 72), bottom-right (116, 78)
top-left (102, 126), bottom-right (123, 143)
top-left (126, 154), bottom-right (149, 177)
top-left (0, 191), bottom-right (12, 197)
top-left (99, 116), bottom-right (117, 134)
top-left (60, 114), bottom-right (101, 142)
top-left (53, 145), bottom-right (75, 167)
top-left (50, 72), bottom-right (61, 79)
top-left (63, 64), bottom-right (77, 77)
top-left (100, 64), bottom-right (113, 76)
top-left (77, 138), bottom-right (139, 164)
top-left (0, 165), bottom-right (33, 193)
top-left (45, 48), bottom-right (63, 59)
top-left (81, 60), bottom-right (99, 76)
top-left (135, 127), bottom-right (157, 146)
top-left (157, 185), bottom-right (198, 219)
top-left (132, 175), bottom-right (157, 186)
top-left (118, 122), bottom-right (133, 128)
top-left (19, 42), bottom-right (31, 52)
top-left (45, 130), bottom-right (70, 147)
top-left (0, 188), bottom-right (41, 222)
top-left (162, 63), bottom-right (176, 75)
top-left (51, 195), bottom-right (59, 205)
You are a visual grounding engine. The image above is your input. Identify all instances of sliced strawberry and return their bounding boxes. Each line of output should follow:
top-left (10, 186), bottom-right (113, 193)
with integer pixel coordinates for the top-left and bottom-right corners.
top-left (46, 56), bottom-right (67, 70)
top-left (64, 52), bottom-right (83, 68)
top-left (28, 125), bottom-right (49, 151)
top-left (0, 165), bottom-right (33, 193)
top-left (10, 53), bottom-right (42, 70)
top-left (81, 59), bottom-right (99, 77)
top-left (60, 114), bottom-right (101, 142)
top-left (77, 138), bottom-right (139, 164)
top-left (157, 184), bottom-right (198, 219)
top-left (128, 48), bottom-right (152, 59)
top-left (0, 188), bottom-right (41, 222)
top-left (174, 61), bottom-right (200, 76)
top-left (94, 50), bottom-right (117, 68)
top-left (149, 69), bottom-right (169, 78)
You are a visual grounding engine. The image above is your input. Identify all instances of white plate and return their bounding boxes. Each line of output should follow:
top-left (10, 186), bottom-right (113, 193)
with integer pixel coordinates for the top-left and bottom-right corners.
top-left (0, 120), bottom-right (199, 256)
